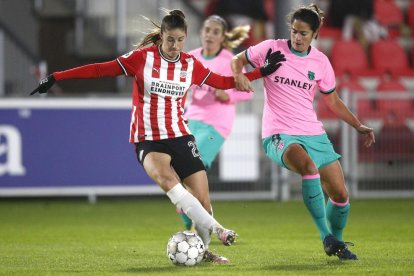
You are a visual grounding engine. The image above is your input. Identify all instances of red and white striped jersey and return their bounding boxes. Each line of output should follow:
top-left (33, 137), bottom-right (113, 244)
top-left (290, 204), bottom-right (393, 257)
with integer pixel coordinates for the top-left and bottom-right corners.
top-left (117, 45), bottom-right (211, 142)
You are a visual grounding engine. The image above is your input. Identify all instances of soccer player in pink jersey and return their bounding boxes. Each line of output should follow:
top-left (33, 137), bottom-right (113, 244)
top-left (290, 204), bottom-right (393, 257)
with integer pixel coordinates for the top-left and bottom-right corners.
top-left (175, 15), bottom-right (253, 231)
top-left (231, 4), bottom-right (375, 260)
top-left (30, 9), bottom-right (285, 263)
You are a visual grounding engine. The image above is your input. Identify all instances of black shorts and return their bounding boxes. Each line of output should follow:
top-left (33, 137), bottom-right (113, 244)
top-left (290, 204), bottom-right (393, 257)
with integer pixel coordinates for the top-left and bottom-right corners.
top-left (134, 135), bottom-right (205, 180)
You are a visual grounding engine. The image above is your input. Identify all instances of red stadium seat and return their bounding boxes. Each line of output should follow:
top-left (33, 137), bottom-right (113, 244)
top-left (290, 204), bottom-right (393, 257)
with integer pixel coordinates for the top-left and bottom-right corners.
top-left (374, 0), bottom-right (404, 37)
top-left (331, 40), bottom-right (378, 76)
top-left (337, 74), bottom-right (377, 120)
top-left (338, 74), bottom-right (365, 92)
top-left (408, 2), bottom-right (414, 36)
top-left (376, 75), bottom-right (412, 125)
top-left (316, 96), bottom-right (336, 119)
top-left (319, 27), bottom-right (342, 39)
top-left (370, 40), bottom-right (414, 76)
top-left (375, 124), bottom-right (414, 162)
top-left (376, 76), bottom-right (406, 91)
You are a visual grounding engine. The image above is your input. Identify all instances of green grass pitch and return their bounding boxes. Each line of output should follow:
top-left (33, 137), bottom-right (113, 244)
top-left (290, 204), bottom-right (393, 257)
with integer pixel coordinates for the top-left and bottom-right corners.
top-left (0, 197), bottom-right (413, 275)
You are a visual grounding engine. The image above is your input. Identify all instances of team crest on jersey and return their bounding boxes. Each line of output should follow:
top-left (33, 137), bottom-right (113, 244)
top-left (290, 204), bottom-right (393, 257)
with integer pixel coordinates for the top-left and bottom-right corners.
top-left (180, 71), bottom-right (187, 78)
top-left (308, 71), bottom-right (315, 80)
top-left (277, 140), bottom-right (284, 151)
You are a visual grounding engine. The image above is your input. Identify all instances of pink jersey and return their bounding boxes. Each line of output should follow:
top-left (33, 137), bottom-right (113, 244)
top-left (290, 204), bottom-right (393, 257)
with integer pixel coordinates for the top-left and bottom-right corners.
top-left (247, 39), bottom-right (336, 138)
top-left (184, 48), bottom-right (252, 138)
top-left (117, 45), bottom-right (211, 142)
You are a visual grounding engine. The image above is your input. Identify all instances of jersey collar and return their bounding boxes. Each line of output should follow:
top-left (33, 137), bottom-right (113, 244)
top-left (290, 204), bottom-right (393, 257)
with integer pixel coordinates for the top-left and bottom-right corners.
top-left (158, 45), bottom-right (181, 62)
top-left (201, 47), bottom-right (223, 60)
top-left (288, 40), bottom-right (311, 57)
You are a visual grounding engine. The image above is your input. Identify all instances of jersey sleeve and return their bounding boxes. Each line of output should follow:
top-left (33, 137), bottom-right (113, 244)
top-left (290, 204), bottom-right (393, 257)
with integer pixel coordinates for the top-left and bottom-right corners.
top-left (191, 58), bottom-right (212, 86)
top-left (318, 56), bottom-right (336, 94)
top-left (53, 60), bottom-right (123, 81)
top-left (246, 39), bottom-right (274, 68)
top-left (204, 69), bottom-right (262, 89)
top-left (116, 50), bottom-right (143, 77)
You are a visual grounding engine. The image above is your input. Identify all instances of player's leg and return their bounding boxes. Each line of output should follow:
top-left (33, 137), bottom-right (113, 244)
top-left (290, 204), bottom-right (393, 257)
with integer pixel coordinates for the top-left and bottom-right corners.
top-left (183, 170), bottom-right (235, 263)
top-left (142, 152), bottom-right (223, 234)
top-left (320, 161), bottom-right (357, 260)
top-left (320, 160), bottom-right (349, 241)
top-left (283, 143), bottom-right (332, 240)
top-left (178, 164), bottom-right (236, 245)
top-left (176, 206), bottom-right (193, 231)
top-left (170, 168), bottom-right (194, 231)
top-left (135, 141), bottom-right (228, 246)
top-left (170, 135), bottom-right (236, 247)
top-left (177, 120), bottom-right (224, 231)
top-left (182, 170), bottom-right (213, 247)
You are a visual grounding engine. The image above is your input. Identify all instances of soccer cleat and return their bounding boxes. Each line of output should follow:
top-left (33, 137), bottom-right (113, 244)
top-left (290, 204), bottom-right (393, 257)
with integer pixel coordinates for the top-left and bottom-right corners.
top-left (216, 227), bottom-right (237, 246)
top-left (337, 243), bottom-right (358, 260)
top-left (203, 249), bottom-right (230, 264)
top-left (323, 234), bottom-right (358, 260)
top-left (323, 234), bottom-right (344, 256)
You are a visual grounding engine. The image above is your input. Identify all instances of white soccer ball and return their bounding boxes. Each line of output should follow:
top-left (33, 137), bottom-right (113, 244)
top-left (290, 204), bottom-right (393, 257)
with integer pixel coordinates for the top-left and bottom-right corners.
top-left (167, 231), bottom-right (205, 266)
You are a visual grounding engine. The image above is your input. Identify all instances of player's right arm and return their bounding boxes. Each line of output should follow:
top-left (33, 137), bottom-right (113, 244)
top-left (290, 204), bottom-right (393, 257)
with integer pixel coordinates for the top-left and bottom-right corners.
top-left (30, 60), bottom-right (124, 95)
top-left (30, 48), bottom-right (144, 96)
top-left (30, 60), bottom-right (123, 95)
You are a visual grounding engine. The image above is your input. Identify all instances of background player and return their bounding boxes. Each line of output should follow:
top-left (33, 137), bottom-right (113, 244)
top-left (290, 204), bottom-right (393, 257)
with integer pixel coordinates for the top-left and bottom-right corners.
top-left (177, 15), bottom-right (252, 231)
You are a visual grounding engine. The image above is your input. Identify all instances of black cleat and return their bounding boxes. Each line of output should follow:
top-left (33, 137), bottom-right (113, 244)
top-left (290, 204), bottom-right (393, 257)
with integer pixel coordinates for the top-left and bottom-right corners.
top-left (338, 243), bottom-right (358, 260)
top-left (323, 234), bottom-right (358, 260)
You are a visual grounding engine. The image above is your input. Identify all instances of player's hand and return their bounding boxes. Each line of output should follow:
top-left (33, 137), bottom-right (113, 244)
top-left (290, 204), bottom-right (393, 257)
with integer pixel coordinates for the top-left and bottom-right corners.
top-left (356, 124), bottom-right (375, 147)
top-left (30, 74), bottom-right (56, 95)
top-left (214, 89), bottom-right (230, 102)
top-left (233, 73), bottom-right (253, 91)
top-left (260, 49), bottom-right (286, 76)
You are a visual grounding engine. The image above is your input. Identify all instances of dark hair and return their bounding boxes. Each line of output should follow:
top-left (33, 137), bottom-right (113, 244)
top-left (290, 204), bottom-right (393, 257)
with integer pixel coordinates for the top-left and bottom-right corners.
top-left (136, 9), bottom-right (187, 49)
top-left (287, 4), bottom-right (324, 39)
top-left (204, 15), bottom-right (250, 50)
top-left (161, 9), bottom-right (187, 33)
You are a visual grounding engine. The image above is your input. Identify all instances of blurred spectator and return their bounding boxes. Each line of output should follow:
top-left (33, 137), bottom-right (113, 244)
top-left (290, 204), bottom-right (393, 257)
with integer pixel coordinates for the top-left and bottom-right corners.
top-left (205, 0), bottom-right (269, 51)
top-left (328, 0), bottom-right (387, 52)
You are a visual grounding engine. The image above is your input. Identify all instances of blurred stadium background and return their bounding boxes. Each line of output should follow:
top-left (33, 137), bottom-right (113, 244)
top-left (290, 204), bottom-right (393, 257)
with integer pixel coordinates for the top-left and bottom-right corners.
top-left (1, 0), bottom-right (414, 201)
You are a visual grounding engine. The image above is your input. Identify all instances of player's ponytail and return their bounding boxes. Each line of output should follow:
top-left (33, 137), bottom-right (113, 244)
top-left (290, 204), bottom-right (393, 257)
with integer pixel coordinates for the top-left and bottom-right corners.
top-left (223, 25), bottom-right (250, 50)
top-left (136, 9), bottom-right (187, 49)
top-left (162, 9), bottom-right (187, 33)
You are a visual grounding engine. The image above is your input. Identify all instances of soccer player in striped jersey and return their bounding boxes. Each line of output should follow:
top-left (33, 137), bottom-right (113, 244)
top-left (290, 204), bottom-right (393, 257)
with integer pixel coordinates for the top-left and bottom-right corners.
top-left (231, 4), bottom-right (375, 260)
top-left (176, 15), bottom-right (252, 232)
top-left (30, 9), bottom-right (285, 263)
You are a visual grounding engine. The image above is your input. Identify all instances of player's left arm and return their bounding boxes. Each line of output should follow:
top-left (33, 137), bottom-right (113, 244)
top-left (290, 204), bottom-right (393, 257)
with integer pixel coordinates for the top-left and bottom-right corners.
top-left (322, 91), bottom-right (375, 147)
top-left (204, 69), bottom-right (262, 91)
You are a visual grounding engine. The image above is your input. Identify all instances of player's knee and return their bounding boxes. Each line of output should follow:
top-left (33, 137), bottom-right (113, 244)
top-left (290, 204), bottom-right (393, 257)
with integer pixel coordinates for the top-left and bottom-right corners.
top-left (331, 191), bottom-right (349, 203)
top-left (150, 170), bottom-right (177, 190)
top-left (300, 162), bottom-right (319, 176)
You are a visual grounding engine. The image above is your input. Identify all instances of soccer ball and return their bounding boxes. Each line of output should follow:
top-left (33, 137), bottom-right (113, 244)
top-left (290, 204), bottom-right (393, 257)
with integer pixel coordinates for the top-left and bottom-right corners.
top-left (166, 231), bottom-right (205, 266)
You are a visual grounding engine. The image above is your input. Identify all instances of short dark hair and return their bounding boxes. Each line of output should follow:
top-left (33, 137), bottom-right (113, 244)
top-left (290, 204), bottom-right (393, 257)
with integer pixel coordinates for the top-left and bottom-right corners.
top-left (287, 4), bottom-right (324, 38)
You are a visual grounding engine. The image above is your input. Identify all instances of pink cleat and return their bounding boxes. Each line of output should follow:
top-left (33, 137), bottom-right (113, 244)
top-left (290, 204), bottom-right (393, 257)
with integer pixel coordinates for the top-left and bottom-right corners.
top-left (216, 227), bottom-right (237, 246)
top-left (203, 250), bottom-right (230, 263)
